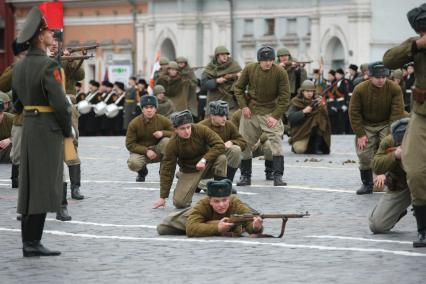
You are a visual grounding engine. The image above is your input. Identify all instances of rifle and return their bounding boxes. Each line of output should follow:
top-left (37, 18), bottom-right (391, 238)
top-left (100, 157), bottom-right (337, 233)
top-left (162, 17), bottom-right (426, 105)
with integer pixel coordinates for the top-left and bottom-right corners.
top-left (191, 66), bottom-right (207, 70)
top-left (284, 60), bottom-right (313, 68)
top-left (60, 54), bottom-right (95, 61)
top-left (229, 211), bottom-right (309, 238)
top-left (66, 44), bottom-right (99, 55)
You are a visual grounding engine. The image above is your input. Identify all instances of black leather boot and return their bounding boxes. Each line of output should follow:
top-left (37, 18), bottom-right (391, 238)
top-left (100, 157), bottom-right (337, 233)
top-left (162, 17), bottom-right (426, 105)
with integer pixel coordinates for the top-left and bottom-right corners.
top-left (356, 169), bottom-right (373, 195)
top-left (56, 182), bottom-right (71, 221)
top-left (273, 156), bottom-right (287, 186)
top-left (23, 241), bottom-right (61, 257)
top-left (237, 159), bottom-right (252, 186)
top-left (312, 135), bottom-right (325, 155)
top-left (136, 166), bottom-right (148, 182)
top-left (11, 164), bottom-right (19, 188)
top-left (413, 205), bottom-right (426, 248)
top-left (226, 166), bottom-right (238, 183)
top-left (264, 160), bottom-right (274, 181)
top-left (69, 165), bottom-right (84, 200)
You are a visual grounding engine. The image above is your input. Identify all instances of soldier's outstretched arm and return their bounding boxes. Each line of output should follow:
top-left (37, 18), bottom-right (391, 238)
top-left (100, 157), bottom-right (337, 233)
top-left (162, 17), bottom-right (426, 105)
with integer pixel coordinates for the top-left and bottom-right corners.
top-left (383, 38), bottom-right (417, 69)
top-left (43, 60), bottom-right (72, 137)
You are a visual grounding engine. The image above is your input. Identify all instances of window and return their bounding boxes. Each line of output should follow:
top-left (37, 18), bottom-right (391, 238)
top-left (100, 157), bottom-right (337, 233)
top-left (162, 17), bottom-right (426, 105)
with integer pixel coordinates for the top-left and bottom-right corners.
top-left (244, 19), bottom-right (254, 36)
top-left (287, 18), bottom-right (297, 35)
top-left (265, 18), bottom-right (275, 36)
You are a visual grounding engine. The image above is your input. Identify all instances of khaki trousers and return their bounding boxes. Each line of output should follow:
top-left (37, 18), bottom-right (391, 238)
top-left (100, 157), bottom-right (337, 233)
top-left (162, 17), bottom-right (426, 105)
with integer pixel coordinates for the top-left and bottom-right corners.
top-left (402, 113), bottom-right (426, 205)
top-left (239, 114), bottom-right (284, 159)
top-left (368, 187), bottom-right (411, 234)
top-left (157, 207), bottom-right (191, 235)
top-left (173, 154), bottom-right (227, 209)
top-left (0, 144), bottom-right (11, 163)
top-left (10, 125), bottom-right (22, 165)
top-left (127, 137), bottom-right (170, 172)
top-left (355, 124), bottom-right (389, 170)
top-left (252, 140), bottom-right (273, 161)
top-left (292, 137), bottom-right (310, 154)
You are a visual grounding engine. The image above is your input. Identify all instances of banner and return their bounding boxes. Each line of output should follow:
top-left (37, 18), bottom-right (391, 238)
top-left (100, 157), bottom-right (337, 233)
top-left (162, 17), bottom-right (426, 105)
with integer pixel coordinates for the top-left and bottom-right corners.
top-left (39, 2), bottom-right (64, 29)
top-left (108, 65), bottom-right (132, 85)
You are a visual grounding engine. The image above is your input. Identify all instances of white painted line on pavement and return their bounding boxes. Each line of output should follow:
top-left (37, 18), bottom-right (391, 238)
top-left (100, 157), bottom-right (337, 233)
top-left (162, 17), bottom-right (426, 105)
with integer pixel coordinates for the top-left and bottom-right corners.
top-left (306, 235), bottom-right (412, 245)
top-left (0, 227), bottom-right (424, 257)
top-left (252, 164), bottom-right (356, 171)
top-left (248, 184), bottom-right (354, 193)
top-left (45, 219), bottom-right (156, 229)
top-left (123, 187), bottom-right (258, 196)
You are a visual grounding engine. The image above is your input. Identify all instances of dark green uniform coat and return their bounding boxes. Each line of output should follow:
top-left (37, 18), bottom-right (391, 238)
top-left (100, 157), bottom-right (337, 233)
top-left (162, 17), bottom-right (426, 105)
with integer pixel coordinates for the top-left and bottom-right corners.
top-left (12, 47), bottom-right (72, 215)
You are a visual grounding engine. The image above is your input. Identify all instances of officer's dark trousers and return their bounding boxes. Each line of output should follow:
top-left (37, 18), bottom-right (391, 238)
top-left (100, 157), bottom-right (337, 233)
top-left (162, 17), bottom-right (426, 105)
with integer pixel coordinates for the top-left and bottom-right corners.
top-left (21, 213), bottom-right (46, 242)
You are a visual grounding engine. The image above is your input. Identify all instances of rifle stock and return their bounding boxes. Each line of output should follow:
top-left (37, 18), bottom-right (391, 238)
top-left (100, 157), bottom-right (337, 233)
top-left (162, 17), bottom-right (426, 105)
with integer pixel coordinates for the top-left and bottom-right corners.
top-left (66, 44), bottom-right (99, 55)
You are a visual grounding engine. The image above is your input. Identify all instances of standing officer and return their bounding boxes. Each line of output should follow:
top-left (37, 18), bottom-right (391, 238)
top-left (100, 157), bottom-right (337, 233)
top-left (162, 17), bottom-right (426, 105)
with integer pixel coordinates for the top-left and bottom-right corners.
top-left (198, 100), bottom-right (246, 184)
top-left (234, 46), bottom-right (290, 186)
top-left (349, 62), bottom-right (404, 195)
top-left (276, 47), bottom-right (307, 98)
top-left (153, 110), bottom-right (226, 209)
top-left (12, 7), bottom-right (72, 257)
top-left (123, 76), bottom-right (138, 131)
top-left (126, 95), bottom-right (173, 182)
top-left (383, 3), bottom-right (426, 247)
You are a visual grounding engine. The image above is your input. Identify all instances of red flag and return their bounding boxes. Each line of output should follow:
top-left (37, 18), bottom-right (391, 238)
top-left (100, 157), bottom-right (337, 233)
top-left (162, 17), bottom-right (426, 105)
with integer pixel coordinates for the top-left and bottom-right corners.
top-left (39, 2), bottom-right (64, 29)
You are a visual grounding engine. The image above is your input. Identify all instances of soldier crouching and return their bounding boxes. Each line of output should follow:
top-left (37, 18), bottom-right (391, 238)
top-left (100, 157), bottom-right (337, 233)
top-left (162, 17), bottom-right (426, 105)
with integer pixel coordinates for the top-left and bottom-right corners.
top-left (126, 95), bottom-right (173, 182)
top-left (287, 80), bottom-right (331, 154)
top-left (369, 118), bottom-right (411, 234)
top-left (153, 110), bottom-right (227, 209)
top-left (157, 179), bottom-right (263, 237)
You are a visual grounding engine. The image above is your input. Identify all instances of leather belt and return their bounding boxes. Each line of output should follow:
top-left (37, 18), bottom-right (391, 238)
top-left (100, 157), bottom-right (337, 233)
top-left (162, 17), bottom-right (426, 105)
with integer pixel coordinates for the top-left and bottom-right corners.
top-left (412, 87), bottom-right (426, 104)
top-left (24, 106), bottom-right (54, 112)
top-left (125, 99), bottom-right (135, 103)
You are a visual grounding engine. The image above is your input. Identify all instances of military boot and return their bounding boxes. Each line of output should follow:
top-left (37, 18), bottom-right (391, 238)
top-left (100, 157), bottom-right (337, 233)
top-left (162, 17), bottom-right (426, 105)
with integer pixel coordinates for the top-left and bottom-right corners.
top-left (226, 166), bottom-right (238, 183)
top-left (272, 156), bottom-right (287, 186)
top-left (136, 166), bottom-right (148, 182)
top-left (23, 241), bottom-right (61, 257)
top-left (56, 182), bottom-right (71, 221)
top-left (237, 159), bottom-right (252, 186)
top-left (11, 164), bottom-right (19, 188)
top-left (69, 164), bottom-right (84, 200)
top-left (264, 160), bottom-right (274, 181)
top-left (312, 135), bottom-right (325, 155)
top-left (413, 205), bottom-right (426, 248)
top-left (356, 169), bottom-right (373, 195)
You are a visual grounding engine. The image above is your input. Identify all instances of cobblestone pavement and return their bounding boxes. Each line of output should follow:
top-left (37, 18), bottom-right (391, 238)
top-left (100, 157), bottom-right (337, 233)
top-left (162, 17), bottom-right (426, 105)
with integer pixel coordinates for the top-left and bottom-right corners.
top-left (0, 135), bottom-right (424, 284)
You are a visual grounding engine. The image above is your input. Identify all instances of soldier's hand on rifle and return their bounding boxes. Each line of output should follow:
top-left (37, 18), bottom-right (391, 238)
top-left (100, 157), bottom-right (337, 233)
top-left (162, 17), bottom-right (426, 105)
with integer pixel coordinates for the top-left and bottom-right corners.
top-left (216, 77), bottom-right (227, 84)
top-left (266, 116), bottom-right (278, 128)
top-left (63, 49), bottom-right (71, 56)
top-left (374, 174), bottom-right (386, 189)
top-left (394, 146), bottom-right (402, 160)
top-left (218, 217), bottom-right (235, 233)
top-left (252, 216), bottom-right (263, 231)
top-left (357, 136), bottom-right (368, 151)
top-left (224, 141), bottom-right (233, 148)
top-left (196, 158), bottom-right (207, 171)
top-left (152, 198), bottom-right (166, 209)
top-left (242, 107), bottom-right (252, 118)
top-left (146, 149), bottom-right (157, 160)
top-left (153, 131), bottom-right (163, 139)
top-left (303, 106), bottom-right (313, 114)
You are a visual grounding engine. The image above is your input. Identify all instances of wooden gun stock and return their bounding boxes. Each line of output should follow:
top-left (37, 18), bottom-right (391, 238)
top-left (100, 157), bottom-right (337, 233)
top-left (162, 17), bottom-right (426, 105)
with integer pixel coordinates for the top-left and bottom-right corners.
top-left (66, 44), bottom-right (99, 55)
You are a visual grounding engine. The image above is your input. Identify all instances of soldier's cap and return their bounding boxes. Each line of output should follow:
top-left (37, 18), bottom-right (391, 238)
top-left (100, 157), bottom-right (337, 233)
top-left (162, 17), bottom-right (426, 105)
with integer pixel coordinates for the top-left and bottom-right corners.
top-left (138, 78), bottom-right (148, 86)
top-left (392, 69), bottom-right (404, 80)
top-left (102, 80), bottom-right (113, 88)
top-left (277, 47), bottom-right (291, 57)
top-left (0, 101), bottom-right (4, 112)
top-left (153, 85), bottom-right (166, 95)
top-left (313, 69), bottom-right (320, 74)
top-left (368, 61), bottom-right (390, 78)
top-left (114, 81), bottom-right (125, 91)
top-left (207, 179), bottom-right (233, 197)
top-left (17, 6), bottom-right (48, 44)
top-left (171, 110), bottom-right (193, 128)
top-left (176, 56), bottom-right (188, 63)
top-left (407, 3), bottom-right (426, 32)
top-left (328, 70), bottom-right (336, 76)
top-left (257, 46), bottom-right (275, 61)
top-left (209, 100), bottom-right (229, 116)
top-left (214, 45), bottom-right (230, 56)
top-left (140, 95), bottom-right (158, 108)
top-left (300, 80), bottom-right (316, 92)
top-left (75, 82), bottom-right (82, 87)
top-left (12, 39), bottom-right (29, 56)
top-left (336, 68), bottom-right (345, 75)
top-left (0, 91), bottom-right (11, 103)
top-left (390, 117), bottom-right (410, 145)
top-left (89, 80), bottom-right (100, 88)
top-left (168, 61), bottom-right (179, 70)
top-left (349, 64), bottom-right (358, 72)
top-left (159, 57), bottom-right (170, 65)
